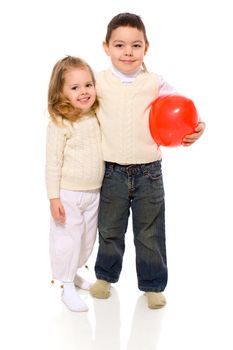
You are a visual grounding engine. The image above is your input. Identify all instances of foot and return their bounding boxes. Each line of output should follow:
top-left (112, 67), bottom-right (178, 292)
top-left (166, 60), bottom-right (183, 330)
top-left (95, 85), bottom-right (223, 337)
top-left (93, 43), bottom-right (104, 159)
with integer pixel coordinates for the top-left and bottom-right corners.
top-left (61, 282), bottom-right (88, 312)
top-left (145, 292), bottom-right (166, 309)
top-left (90, 279), bottom-right (111, 299)
top-left (74, 274), bottom-right (92, 291)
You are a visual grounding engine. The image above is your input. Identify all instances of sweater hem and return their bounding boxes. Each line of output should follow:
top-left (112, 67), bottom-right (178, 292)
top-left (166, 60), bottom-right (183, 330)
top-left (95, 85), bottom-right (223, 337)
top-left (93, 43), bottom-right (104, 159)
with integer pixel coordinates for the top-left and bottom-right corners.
top-left (103, 156), bottom-right (162, 165)
top-left (60, 182), bottom-right (102, 192)
top-left (47, 183), bottom-right (102, 199)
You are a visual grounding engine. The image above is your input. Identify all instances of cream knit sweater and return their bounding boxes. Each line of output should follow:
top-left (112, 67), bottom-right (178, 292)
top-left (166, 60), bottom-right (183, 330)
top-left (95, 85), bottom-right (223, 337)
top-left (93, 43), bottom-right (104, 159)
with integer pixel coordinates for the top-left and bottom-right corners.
top-left (96, 69), bottom-right (162, 164)
top-left (46, 115), bottom-right (104, 199)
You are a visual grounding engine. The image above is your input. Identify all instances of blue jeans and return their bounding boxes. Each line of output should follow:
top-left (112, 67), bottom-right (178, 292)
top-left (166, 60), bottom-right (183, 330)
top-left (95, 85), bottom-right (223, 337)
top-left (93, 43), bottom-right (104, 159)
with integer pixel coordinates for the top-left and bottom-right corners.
top-left (95, 160), bottom-right (167, 292)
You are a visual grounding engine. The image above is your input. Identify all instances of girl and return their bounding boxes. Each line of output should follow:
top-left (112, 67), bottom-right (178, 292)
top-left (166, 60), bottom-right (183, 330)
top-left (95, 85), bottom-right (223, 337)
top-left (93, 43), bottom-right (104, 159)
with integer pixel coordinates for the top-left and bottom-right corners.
top-left (90, 13), bottom-right (205, 309)
top-left (46, 56), bottom-right (104, 312)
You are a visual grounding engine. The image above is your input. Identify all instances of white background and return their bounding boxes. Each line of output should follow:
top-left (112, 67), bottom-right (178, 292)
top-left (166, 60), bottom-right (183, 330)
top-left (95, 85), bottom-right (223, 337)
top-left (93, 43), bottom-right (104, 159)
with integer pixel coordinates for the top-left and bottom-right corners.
top-left (1, 0), bottom-right (233, 349)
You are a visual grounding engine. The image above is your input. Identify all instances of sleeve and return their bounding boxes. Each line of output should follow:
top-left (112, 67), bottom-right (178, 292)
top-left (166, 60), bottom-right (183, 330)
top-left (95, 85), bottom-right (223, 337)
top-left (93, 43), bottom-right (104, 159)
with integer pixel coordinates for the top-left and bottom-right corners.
top-left (157, 75), bottom-right (202, 122)
top-left (157, 74), bottom-right (178, 96)
top-left (45, 122), bottom-right (68, 199)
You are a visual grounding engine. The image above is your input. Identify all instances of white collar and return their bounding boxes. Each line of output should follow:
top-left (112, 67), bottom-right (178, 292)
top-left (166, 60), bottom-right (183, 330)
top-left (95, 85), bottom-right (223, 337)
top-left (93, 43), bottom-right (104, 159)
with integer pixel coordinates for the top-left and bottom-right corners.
top-left (111, 66), bottom-right (141, 84)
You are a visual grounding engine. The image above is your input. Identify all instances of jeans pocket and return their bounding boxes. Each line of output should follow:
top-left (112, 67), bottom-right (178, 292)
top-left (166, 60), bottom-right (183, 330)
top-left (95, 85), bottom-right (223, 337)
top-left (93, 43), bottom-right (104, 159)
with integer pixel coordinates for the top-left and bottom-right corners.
top-left (143, 166), bottom-right (162, 181)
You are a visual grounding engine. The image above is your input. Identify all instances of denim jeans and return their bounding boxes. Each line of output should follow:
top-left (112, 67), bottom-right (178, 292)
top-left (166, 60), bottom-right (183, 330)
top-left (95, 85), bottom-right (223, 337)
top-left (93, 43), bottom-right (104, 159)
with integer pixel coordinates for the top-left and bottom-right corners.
top-left (95, 160), bottom-right (168, 292)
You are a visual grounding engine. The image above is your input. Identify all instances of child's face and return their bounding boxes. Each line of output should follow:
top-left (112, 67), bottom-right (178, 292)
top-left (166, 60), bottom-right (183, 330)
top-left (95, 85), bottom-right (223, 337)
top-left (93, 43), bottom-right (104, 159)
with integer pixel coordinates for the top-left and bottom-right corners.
top-left (62, 67), bottom-right (96, 111)
top-left (103, 26), bottom-right (149, 74)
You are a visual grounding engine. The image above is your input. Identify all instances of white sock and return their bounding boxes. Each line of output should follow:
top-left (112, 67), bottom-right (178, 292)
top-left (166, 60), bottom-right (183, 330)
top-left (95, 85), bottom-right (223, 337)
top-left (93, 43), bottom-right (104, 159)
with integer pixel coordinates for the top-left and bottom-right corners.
top-left (61, 282), bottom-right (88, 312)
top-left (74, 275), bottom-right (92, 290)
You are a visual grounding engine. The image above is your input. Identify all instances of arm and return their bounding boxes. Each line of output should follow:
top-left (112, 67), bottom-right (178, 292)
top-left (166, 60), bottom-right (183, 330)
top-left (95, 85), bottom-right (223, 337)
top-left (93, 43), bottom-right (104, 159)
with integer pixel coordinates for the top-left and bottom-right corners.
top-left (46, 121), bottom-right (70, 225)
top-left (158, 75), bottom-right (206, 146)
top-left (157, 75), bottom-right (177, 96)
top-left (46, 122), bottom-right (67, 224)
top-left (46, 121), bottom-right (67, 199)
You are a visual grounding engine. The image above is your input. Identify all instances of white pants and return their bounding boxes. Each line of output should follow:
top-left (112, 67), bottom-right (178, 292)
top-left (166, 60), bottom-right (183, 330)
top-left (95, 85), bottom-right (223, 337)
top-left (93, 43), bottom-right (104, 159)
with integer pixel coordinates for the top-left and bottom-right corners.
top-left (49, 189), bottom-right (100, 282)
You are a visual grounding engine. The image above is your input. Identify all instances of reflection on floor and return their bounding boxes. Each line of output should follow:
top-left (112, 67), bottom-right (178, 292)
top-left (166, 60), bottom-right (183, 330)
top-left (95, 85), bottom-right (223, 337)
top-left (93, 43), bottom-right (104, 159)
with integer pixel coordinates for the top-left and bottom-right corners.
top-left (2, 224), bottom-right (233, 350)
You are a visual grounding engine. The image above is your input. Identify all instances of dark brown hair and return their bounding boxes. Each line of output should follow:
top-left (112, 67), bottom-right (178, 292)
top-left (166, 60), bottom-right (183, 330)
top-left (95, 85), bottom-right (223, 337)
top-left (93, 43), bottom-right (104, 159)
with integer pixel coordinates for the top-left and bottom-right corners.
top-left (105, 12), bottom-right (149, 45)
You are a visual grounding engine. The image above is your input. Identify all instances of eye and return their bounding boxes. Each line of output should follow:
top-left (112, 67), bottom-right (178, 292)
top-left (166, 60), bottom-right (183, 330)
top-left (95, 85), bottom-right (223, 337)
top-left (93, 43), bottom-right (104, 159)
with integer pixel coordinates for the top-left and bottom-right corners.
top-left (86, 83), bottom-right (94, 88)
top-left (133, 44), bottom-right (142, 48)
top-left (115, 44), bottom-right (123, 48)
top-left (71, 86), bottom-right (78, 90)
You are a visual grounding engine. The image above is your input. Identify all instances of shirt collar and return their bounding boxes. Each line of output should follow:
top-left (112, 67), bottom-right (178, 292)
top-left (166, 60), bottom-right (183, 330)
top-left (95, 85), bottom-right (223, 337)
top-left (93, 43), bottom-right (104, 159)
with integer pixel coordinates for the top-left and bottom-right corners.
top-left (111, 65), bottom-right (142, 84)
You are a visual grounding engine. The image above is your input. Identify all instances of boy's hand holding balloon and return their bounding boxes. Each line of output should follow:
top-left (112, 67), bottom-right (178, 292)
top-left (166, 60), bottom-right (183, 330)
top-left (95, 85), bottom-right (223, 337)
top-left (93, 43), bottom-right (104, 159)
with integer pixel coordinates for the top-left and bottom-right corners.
top-left (181, 121), bottom-right (205, 146)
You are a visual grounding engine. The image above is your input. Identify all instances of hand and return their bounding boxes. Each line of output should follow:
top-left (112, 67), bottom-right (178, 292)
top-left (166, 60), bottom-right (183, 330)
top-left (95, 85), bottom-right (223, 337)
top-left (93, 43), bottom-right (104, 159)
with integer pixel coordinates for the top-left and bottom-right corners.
top-left (50, 198), bottom-right (66, 224)
top-left (182, 121), bottom-right (206, 147)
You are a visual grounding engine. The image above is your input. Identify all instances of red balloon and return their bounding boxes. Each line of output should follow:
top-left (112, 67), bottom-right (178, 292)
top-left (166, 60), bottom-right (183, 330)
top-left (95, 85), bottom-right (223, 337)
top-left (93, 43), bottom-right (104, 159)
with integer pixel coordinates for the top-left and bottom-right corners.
top-left (149, 95), bottom-right (198, 147)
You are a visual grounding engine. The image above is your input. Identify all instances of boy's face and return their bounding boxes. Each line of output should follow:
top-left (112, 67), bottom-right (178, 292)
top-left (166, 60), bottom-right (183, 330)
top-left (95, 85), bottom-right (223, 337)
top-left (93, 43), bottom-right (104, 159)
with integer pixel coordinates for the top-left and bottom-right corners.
top-left (103, 26), bottom-right (149, 74)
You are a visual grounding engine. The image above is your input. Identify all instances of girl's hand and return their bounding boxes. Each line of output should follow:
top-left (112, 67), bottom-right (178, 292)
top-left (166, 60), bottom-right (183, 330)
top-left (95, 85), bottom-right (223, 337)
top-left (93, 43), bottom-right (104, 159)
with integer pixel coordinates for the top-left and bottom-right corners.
top-left (182, 121), bottom-right (206, 147)
top-left (50, 198), bottom-right (66, 224)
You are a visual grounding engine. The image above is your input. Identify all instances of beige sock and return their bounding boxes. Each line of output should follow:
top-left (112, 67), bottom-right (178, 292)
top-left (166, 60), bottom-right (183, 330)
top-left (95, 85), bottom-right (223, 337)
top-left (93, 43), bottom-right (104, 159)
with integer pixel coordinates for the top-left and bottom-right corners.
top-left (145, 292), bottom-right (166, 309)
top-left (90, 279), bottom-right (111, 299)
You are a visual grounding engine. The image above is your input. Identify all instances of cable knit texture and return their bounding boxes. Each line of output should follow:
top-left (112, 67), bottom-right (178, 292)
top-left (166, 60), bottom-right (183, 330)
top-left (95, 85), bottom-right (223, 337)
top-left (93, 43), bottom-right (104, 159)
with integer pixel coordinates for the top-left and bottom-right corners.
top-left (46, 115), bottom-right (104, 199)
top-left (96, 69), bottom-right (162, 164)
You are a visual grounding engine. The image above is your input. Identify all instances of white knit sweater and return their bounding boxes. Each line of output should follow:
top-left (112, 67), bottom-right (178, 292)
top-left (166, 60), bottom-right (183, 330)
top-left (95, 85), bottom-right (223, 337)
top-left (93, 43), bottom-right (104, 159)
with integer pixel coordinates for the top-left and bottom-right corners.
top-left (96, 69), bottom-right (162, 164)
top-left (46, 115), bottom-right (104, 199)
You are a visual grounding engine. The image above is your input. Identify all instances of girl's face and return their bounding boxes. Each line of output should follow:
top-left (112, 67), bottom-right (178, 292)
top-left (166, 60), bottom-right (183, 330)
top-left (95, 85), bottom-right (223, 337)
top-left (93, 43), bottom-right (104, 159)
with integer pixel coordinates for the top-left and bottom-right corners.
top-left (103, 26), bottom-right (149, 74)
top-left (62, 67), bottom-right (96, 111)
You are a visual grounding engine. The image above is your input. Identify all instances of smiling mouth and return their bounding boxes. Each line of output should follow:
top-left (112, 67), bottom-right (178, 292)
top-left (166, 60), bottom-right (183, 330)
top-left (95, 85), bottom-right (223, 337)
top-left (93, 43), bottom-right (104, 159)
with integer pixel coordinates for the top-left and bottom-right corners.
top-left (78, 97), bottom-right (90, 102)
top-left (121, 60), bottom-right (135, 63)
